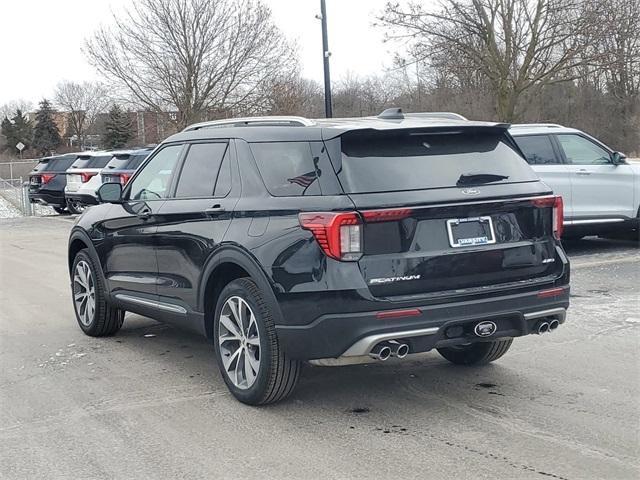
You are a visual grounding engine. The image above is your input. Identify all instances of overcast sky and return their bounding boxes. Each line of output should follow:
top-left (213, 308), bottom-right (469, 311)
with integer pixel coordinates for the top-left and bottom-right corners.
top-left (0, 0), bottom-right (398, 107)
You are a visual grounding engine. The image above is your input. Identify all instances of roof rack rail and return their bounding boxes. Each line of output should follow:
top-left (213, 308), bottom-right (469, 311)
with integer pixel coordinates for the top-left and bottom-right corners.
top-left (405, 112), bottom-right (468, 121)
top-left (509, 123), bottom-right (564, 128)
top-left (183, 116), bottom-right (315, 131)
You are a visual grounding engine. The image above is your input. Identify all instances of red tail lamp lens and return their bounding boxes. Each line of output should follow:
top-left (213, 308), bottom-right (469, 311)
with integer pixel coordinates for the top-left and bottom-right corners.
top-left (41, 174), bottom-right (56, 184)
top-left (119, 173), bottom-right (132, 185)
top-left (299, 212), bottom-right (362, 261)
top-left (80, 172), bottom-right (97, 183)
top-left (362, 208), bottom-right (412, 222)
top-left (532, 196), bottom-right (563, 239)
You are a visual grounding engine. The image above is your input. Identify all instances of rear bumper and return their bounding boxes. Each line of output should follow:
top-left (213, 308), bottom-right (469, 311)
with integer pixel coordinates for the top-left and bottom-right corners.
top-left (29, 191), bottom-right (65, 207)
top-left (275, 286), bottom-right (570, 360)
top-left (66, 193), bottom-right (98, 205)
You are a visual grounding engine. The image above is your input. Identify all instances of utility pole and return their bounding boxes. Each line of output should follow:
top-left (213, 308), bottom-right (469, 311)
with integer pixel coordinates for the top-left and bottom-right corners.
top-left (319, 0), bottom-right (333, 118)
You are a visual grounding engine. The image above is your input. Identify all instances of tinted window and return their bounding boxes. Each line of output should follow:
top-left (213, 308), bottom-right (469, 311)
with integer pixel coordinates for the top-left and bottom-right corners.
top-left (86, 155), bottom-right (112, 168)
top-left (35, 155), bottom-right (76, 172)
top-left (127, 153), bottom-right (150, 169)
top-left (70, 154), bottom-right (111, 169)
top-left (251, 142), bottom-right (321, 196)
top-left (128, 145), bottom-right (182, 200)
top-left (556, 134), bottom-right (611, 165)
top-left (513, 135), bottom-right (559, 165)
top-left (337, 129), bottom-right (537, 193)
top-left (104, 155), bottom-right (130, 170)
top-left (214, 151), bottom-right (232, 197)
top-left (175, 143), bottom-right (228, 198)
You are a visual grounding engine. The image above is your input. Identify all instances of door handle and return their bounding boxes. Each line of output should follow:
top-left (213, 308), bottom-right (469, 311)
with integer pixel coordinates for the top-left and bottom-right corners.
top-left (137, 207), bottom-right (152, 220)
top-left (205, 205), bottom-right (226, 216)
top-left (576, 169), bottom-right (591, 175)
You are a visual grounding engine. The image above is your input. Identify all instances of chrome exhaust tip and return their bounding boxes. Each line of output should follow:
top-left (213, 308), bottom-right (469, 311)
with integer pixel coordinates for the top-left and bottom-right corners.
top-left (388, 340), bottom-right (410, 359)
top-left (369, 343), bottom-right (392, 361)
top-left (548, 319), bottom-right (559, 331)
top-left (536, 321), bottom-right (550, 334)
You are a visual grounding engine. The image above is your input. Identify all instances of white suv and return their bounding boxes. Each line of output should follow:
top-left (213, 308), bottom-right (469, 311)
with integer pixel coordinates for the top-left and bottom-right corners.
top-left (510, 124), bottom-right (639, 239)
top-left (65, 152), bottom-right (114, 213)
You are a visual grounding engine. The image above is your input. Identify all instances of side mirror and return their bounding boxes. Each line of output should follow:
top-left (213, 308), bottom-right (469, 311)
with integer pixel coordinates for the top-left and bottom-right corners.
top-left (97, 182), bottom-right (123, 204)
top-left (611, 151), bottom-right (627, 165)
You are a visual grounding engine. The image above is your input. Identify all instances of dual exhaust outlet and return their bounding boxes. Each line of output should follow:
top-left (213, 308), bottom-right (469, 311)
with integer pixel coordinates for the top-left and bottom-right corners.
top-left (535, 319), bottom-right (560, 334)
top-left (369, 340), bottom-right (409, 361)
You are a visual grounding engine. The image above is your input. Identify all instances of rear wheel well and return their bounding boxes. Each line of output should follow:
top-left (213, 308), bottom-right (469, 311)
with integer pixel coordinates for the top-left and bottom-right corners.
top-left (204, 262), bottom-right (250, 339)
top-left (68, 238), bottom-right (89, 274)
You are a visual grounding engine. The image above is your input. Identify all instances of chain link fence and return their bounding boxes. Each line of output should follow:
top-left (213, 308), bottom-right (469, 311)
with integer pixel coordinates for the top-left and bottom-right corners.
top-left (0, 177), bottom-right (34, 216)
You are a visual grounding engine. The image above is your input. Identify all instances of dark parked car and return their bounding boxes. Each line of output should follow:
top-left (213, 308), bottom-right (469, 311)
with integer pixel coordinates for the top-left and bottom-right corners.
top-left (100, 147), bottom-right (154, 186)
top-left (28, 154), bottom-right (77, 213)
top-left (68, 110), bottom-right (570, 405)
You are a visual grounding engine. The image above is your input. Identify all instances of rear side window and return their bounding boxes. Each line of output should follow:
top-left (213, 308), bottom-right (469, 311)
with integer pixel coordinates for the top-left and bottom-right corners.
top-left (337, 129), bottom-right (537, 194)
top-left (250, 142), bottom-right (321, 196)
top-left (174, 142), bottom-right (228, 198)
top-left (513, 135), bottom-right (559, 165)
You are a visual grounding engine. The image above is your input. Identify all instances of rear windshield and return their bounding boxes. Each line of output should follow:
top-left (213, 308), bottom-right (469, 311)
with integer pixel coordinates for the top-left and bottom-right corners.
top-left (104, 152), bottom-right (150, 171)
top-left (336, 129), bottom-right (537, 193)
top-left (70, 154), bottom-right (112, 169)
top-left (34, 155), bottom-right (76, 173)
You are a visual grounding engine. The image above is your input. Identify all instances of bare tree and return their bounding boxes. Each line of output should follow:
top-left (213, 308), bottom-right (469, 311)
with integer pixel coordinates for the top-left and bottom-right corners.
top-left (85, 0), bottom-right (297, 129)
top-left (379, 0), bottom-right (605, 121)
top-left (54, 81), bottom-right (110, 149)
top-left (0, 100), bottom-right (33, 121)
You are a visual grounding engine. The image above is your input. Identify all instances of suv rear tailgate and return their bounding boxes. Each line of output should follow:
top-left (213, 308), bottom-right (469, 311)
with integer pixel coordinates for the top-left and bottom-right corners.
top-left (351, 190), bottom-right (563, 298)
top-left (331, 126), bottom-right (564, 299)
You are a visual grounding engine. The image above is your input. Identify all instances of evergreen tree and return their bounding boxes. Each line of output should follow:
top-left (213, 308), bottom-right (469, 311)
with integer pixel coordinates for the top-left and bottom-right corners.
top-left (102, 104), bottom-right (134, 149)
top-left (32, 99), bottom-right (62, 155)
top-left (1, 109), bottom-right (33, 154)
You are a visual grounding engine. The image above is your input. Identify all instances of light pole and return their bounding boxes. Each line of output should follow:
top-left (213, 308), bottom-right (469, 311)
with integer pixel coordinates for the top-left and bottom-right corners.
top-left (319, 0), bottom-right (333, 118)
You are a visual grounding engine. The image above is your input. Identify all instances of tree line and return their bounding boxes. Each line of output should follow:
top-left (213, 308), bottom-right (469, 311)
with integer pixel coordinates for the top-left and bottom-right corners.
top-left (2, 0), bottom-right (639, 157)
top-left (1, 98), bottom-right (137, 157)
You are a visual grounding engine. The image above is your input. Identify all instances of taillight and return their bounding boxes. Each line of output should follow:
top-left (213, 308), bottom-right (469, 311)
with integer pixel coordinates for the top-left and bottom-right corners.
top-left (361, 208), bottom-right (412, 222)
top-left (80, 172), bottom-right (97, 183)
top-left (41, 174), bottom-right (56, 184)
top-left (299, 212), bottom-right (362, 261)
top-left (119, 173), bottom-right (131, 185)
top-left (532, 196), bottom-right (563, 239)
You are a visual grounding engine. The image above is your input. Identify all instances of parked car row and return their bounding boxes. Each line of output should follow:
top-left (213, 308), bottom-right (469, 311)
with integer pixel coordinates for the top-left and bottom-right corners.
top-left (28, 147), bottom-right (153, 213)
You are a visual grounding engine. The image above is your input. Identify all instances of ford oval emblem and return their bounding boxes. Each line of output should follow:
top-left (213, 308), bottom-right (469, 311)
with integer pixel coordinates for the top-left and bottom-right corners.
top-left (474, 321), bottom-right (497, 337)
top-left (461, 188), bottom-right (481, 196)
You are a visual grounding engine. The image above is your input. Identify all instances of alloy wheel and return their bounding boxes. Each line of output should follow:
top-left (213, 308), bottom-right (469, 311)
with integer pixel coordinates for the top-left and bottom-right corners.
top-left (73, 260), bottom-right (95, 326)
top-left (218, 296), bottom-right (261, 389)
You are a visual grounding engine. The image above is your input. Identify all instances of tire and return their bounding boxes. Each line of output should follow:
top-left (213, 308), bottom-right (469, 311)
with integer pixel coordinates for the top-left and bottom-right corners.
top-left (67, 200), bottom-right (86, 214)
top-left (437, 339), bottom-right (513, 366)
top-left (213, 278), bottom-right (300, 405)
top-left (53, 206), bottom-right (67, 214)
top-left (71, 250), bottom-right (124, 337)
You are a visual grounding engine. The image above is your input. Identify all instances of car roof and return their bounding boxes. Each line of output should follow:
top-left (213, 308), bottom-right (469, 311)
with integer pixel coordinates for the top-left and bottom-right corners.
top-left (509, 124), bottom-right (583, 136)
top-left (165, 110), bottom-right (509, 144)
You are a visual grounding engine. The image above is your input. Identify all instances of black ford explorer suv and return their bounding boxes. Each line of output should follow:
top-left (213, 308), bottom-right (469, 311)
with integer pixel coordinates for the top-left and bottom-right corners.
top-left (68, 110), bottom-right (570, 405)
top-left (28, 153), bottom-right (77, 213)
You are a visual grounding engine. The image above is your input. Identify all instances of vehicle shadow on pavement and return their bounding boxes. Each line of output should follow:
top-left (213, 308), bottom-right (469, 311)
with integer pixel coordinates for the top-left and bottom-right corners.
top-left (116, 314), bottom-right (531, 415)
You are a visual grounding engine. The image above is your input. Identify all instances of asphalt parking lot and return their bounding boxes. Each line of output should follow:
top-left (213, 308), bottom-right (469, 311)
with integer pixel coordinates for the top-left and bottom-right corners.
top-left (1, 216), bottom-right (638, 480)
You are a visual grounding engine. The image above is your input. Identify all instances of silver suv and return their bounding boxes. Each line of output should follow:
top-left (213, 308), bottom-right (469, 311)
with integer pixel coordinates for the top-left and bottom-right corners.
top-left (510, 124), bottom-right (639, 239)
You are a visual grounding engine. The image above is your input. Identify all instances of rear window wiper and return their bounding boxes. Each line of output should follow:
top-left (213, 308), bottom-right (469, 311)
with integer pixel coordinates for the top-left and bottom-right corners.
top-left (456, 173), bottom-right (509, 187)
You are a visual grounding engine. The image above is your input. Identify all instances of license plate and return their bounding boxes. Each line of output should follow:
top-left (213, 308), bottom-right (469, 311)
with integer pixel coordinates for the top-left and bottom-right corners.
top-left (30, 177), bottom-right (40, 185)
top-left (102, 175), bottom-right (117, 183)
top-left (446, 216), bottom-right (496, 248)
